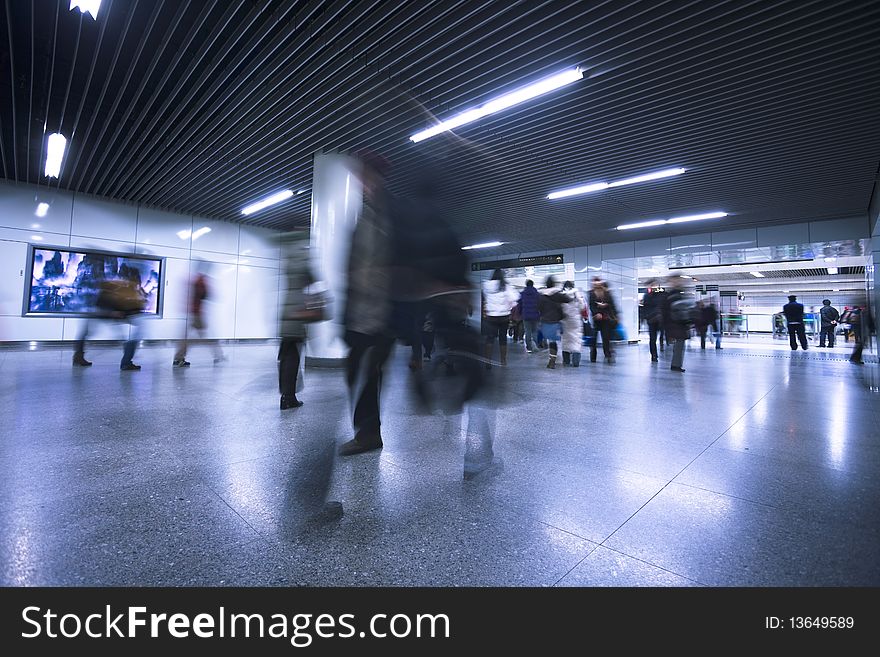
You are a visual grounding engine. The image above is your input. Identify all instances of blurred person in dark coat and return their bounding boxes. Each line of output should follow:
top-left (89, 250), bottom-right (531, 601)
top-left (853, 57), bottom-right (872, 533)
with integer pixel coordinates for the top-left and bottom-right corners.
top-left (588, 277), bottom-right (618, 364)
top-left (518, 279), bottom-right (541, 353)
top-left (818, 299), bottom-right (840, 348)
top-left (782, 294), bottom-right (809, 351)
top-left (642, 279), bottom-right (666, 363)
top-left (662, 275), bottom-right (693, 372)
top-left (276, 228), bottom-right (316, 409)
top-left (339, 150), bottom-right (396, 456)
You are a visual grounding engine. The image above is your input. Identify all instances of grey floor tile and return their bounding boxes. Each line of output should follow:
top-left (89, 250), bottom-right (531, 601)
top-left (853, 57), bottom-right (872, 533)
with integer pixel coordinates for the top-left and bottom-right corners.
top-left (556, 546), bottom-right (700, 587)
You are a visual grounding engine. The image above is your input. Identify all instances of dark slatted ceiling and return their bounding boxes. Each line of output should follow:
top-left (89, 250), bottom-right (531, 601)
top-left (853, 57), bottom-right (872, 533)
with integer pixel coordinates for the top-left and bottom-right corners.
top-left (1, 0), bottom-right (878, 253)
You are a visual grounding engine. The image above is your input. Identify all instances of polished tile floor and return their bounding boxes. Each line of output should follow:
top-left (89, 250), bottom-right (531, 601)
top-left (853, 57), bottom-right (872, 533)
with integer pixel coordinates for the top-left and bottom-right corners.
top-left (1, 338), bottom-right (878, 586)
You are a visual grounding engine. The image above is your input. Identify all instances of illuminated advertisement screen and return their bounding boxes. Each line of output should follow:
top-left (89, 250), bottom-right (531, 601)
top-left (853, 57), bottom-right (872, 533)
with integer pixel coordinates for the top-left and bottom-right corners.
top-left (26, 247), bottom-right (163, 315)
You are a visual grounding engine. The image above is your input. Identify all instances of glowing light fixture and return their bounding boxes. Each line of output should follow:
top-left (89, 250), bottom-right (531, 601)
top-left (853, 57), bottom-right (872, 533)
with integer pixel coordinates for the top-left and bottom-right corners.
top-left (241, 189), bottom-right (293, 215)
top-left (462, 241), bottom-right (504, 250)
top-left (827, 267), bottom-right (838, 275)
top-left (296, 189), bottom-right (308, 195)
top-left (70, 0), bottom-right (101, 19)
top-left (548, 167), bottom-right (685, 200)
top-left (44, 133), bottom-right (67, 178)
top-left (750, 271), bottom-right (765, 278)
top-left (35, 203), bottom-right (49, 217)
top-left (410, 67), bottom-right (583, 143)
top-left (824, 257), bottom-right (837, 263)
top-left (616, 211), bottom-right (727, 231)
top-left (31, 235), bottom-right (43, 241)
top-left (177, 229), bottom-right (192, 240)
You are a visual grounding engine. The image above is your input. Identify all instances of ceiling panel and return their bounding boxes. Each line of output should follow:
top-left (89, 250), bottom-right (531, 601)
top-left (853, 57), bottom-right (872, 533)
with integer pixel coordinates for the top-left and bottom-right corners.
top-left (1, 0), bottom-right (878, 252)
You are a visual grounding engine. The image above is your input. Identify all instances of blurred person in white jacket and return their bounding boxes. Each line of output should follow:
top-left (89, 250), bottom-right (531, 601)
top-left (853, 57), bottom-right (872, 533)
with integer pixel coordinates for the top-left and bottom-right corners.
top-left (481, 269), bottom-right (519, 368)
top-left (561, 281), bottom-right (586, 367)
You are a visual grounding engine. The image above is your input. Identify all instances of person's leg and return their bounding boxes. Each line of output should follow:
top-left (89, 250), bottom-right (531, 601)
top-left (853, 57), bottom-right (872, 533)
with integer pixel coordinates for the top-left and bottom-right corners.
top-left (713, 323), bottom-right (722, 349)
top-left (648, 323), bottom-right (658, 361)
top-left (601, 321), bottom-right (613, 360)
top-left (524, 320), bottom-right (536, 351)
top-left (798, 324), bottom-right (809, 350)
top-left (700, 327), bottom-right (707, 349)
top-left (590, 323), bottom-right (598, 362)
top-left (422, 330), bottom-right (434, 359)
top-left (278, 338), bottom-right (303, 407)
top-left (121, 316), bottom-right (141, 369)
top-left (73, 318), bottom-right (92, 365)
top-left (342, 333), bottom-right (394, 453)
top-left (571, 350), bottom-right (581, 367)
top-left (819, 327), bottom-right (827, 347)
top-left (850, 326), bottom-right (863, 363)
top-left (174, 317), bottom-right (189, 363)
top-left (788, 325), bottom-right (798, 350)
top-left (671, 338), bottom-right (685, 370)
top-left (497, 317), bottom-right (508, 365)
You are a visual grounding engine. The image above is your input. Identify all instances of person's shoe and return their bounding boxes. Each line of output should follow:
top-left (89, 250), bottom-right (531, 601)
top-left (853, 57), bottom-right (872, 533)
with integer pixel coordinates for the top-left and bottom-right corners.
top-left (715, 346), bottom-right (723, 350)
top-left (546, 357), bottom-right (556, 369)
top-left (424, 353), bottom-right (431, 361)
top-left (172, 359), bottom-right (191, 368)
top-left (651, 357), bottom-right (659, 362)
top-left (120, 363), bottom-right (141, 371)
top-left (850, 359), bottom-right (864, 365)
top-left (72, 353), bottom-right (92, 367)
top-left (280, 395), bottom-right (304, 409)
top-left (671, 366), bottom-right (685, 372)
top-left (308, 501), bottom-right (344, 525)
top-left (338, 436), bottom-right (383, 456)
top-left (213, 355), bottom-right (226, 364)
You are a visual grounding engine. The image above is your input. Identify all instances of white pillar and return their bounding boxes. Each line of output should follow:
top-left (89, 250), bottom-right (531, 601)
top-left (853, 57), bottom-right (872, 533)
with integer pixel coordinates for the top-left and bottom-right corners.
top-left (307, 151), bottom-right (362, 365)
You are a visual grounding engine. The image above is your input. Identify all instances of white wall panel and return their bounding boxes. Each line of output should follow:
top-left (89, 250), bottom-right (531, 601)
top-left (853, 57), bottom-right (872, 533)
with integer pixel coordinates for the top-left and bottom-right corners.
top-left (234, 266), bottom-right (278, 338)
top-left (68, 236), bottom-right (137, 254)
top-left (134, 243), bottom-right (191, 259)
top-left (161, 257), bottom-right (193, 320)
top-left (190, 249), bottom-right (239, 265)
top-left (239, 224), bottom-right (280, 259)
top-left (136, 206), bottom-right (193, 249)
top-left (140, 317), bottom-right (187, 341)
top-left (71, 194), bottom-right (138, 242)
top-left (0, 227), bottom-right (69, 246)
top-left (0, 316), bottom-right (64, 340)
top-left (0, 239), bottom-right (28, 315)
top-left (200, 263), bottom-right (238, 338)
top-left (0, 180), bottom-right (73, 234)
top-left (188, 217), bottom-right (239, 254)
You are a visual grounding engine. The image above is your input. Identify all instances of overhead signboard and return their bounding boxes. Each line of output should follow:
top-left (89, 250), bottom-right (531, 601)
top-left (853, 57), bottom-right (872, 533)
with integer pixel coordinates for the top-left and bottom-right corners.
top-left (471, 254), bottom-right (564, 271)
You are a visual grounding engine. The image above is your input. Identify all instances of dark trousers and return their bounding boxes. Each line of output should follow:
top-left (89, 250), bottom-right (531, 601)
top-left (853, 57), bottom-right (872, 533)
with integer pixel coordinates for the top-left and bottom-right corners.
top-left (819, 326), bottom-right (835, 347)
top-left (422, 330), bottom-right (435, 358)
top-left (278, 338), bottom-right (302, 398)
top-left (788, 323), bottom-right (808, 350)
top-left (850, 326), bottom-right (864, 362)
top-left (345, 331), bottom-right (394, 440)
top-left (590, 320), bottom-right (614, 361)
top-left (483, 315), bottom-right (509, 346)
top-left (648, 322), bottom-right (660, 359)
top-left (76, 315), bottom-right (139, 366)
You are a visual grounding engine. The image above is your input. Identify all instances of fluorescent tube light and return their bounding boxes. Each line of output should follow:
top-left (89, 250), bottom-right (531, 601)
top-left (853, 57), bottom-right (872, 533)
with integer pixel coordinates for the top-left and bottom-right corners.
top-left (665, 212), bottom-right (727, 224)
top-left (70, 0), bottom-right (101, 19)
top-left (823, 257), bottom-right (836, 263)
top-left (749, 271), bottom-right (765, 278)
top-left (616, 211), bottom-right (727, 231)
top-left (241, 190), bottom-right (294, 215)
top-left (177, 229), bottom-right (192, 240)
top-left (44, 133), bottom-right (67, 178)
top-left (35, 203), bottom-right (49, 217)
top-left (31, 235), bottom-right (43, 241)
top-left (462, 241), bottom-right (504, 250)
top-left (549, 167), bottom-right (685, 200)
top-left (191, 227), bottom-right (211, 241)
top-left (297, 189), bottom-right (308, 195)
top-left (410, 67), bottom-right (583, 143)
top-left (826, 267), bottom-right (838, 275)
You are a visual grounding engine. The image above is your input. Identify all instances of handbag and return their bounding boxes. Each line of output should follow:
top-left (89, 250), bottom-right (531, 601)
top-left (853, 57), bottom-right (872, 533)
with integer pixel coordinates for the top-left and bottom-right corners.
top-left (286, 283), bottom-right (330, 323)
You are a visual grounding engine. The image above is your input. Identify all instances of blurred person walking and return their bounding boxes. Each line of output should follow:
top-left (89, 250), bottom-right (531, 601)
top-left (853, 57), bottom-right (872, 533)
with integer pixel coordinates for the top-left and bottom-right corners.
top-left (481, 269), bottom-right (519, 368)
top-left (845, 305), bottom-right (874, 364)
top-left (642, 280), bottom-right (666, 362)
top-left (172, 268), bottom-right (225, 367)
top-left (818, 299), bottom-right (840, 348)
top-left (588, 278), bottom-right (618, 364)
top-left (72, 277), bottom-right (146, 370)
top-left (663, 275), bottom-right (694, 373)
top-left (783, 294), bottom-right (809, 351)
top-left (518, 279), bottom-right (541, 353)
top-left (277, 228), bottom-right (323, 410)
top-left (339, 151), bottom-right (396, 457)
top-left (561, 280), bottom-right (586, 367)
top-left (538, 276), bottom-right (569, 369)
top-left (694, 300), bottom-right (721, 350)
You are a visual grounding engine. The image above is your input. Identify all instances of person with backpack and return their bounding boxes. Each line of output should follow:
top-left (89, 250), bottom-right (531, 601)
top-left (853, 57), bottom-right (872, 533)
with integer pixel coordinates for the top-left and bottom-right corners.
top-left (518, 279), bottom-right (541, 353)
top-left (662, 275), bottom-right (694, 373)
top-left (538, 276), bottom-right (569, 369)
top-left (818, 299), bottom-right (840, 348)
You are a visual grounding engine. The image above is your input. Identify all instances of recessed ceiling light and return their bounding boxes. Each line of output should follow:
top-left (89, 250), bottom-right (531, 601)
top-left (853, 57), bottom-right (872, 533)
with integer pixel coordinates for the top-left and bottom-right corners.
top-left (44, 133), bottom-right (67, 178)
top-left (750, 271), bottom-right (764, 278)
top-left (35, 203), bottom-right (50, 218)
top-left (548, 167), bottom-right (685, 200)
top-left (462, 241), bottom-right (504, 250)
top-left (826, 267), bottom-right (838, 275)
top-left (824, 257), bottom-right (837, 263)
top-left (241, 190), bottom-right (294, 215)
top-left (617, 211), bottom-right (727, 231)
top-left (410, 67), bottom-right (583, 143)
top-left (177, 229), bottom-right (192, 240)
